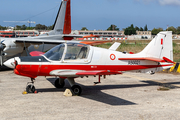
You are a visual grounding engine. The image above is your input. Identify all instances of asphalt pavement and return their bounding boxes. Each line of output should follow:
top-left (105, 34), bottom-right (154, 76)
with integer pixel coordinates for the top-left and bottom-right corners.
top-left (0, 70), bottom-right (180, 120)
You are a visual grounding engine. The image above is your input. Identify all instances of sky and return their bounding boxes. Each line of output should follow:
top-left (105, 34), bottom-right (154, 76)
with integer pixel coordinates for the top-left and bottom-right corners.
top-left (0, 0), bottom-right (180, 31)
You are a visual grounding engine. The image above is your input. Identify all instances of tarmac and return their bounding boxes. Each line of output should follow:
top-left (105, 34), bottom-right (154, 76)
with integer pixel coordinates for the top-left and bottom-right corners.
top-left (0, 70), bottom-right (180, 120)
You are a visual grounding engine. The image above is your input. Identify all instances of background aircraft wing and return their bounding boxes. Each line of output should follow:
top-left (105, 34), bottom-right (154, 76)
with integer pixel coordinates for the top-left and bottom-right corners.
top-left (15, 39), bottom-right (109, 46)
top-left (15, 39), bottom-right (67, 44)
top-left (50, 70), bottom-right (122, 77)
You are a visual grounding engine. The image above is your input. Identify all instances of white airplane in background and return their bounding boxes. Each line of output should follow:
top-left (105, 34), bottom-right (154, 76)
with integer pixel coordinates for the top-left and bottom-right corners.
top-left (0, 0), bottom-right (98, 70)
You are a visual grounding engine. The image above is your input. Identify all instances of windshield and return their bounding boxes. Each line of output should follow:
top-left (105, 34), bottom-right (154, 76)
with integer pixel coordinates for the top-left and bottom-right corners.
top-left (65, 43), bottom-right (89, 60)
top-left (44, 44), bottom-right (65, 61)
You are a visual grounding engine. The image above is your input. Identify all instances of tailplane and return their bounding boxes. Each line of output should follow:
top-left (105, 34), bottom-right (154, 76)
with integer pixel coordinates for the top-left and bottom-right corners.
top-left (138, 31), bottom-right (173, 61)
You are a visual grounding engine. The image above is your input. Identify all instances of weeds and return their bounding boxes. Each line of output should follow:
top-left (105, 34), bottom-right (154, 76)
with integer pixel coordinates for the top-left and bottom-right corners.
top-left (95, 40), bottom-right (180, 62)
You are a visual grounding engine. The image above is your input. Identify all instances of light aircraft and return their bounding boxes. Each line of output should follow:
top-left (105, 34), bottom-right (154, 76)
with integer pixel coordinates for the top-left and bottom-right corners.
top-left (0, 0), bottom-right (99, 70)
top-left (4, 31), bottom-right (174, 96)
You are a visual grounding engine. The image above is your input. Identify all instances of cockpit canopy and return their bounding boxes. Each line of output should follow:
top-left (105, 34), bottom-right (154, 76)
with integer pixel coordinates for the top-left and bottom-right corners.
top-left (44, 43), bottom-right (90, 61)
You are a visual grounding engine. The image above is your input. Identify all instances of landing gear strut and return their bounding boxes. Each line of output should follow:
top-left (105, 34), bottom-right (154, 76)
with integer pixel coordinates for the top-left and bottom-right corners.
top-left (54, 78), bottom-right (65, 88)
top-left (26, 78), bottom-right (36, 93)
top-left (67, 78), bottom-right (82, 96)
top-left (94, 75), bottom-right (101, 85)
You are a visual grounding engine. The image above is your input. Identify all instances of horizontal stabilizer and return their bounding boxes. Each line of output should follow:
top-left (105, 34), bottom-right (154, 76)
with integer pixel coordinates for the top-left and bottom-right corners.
top-left (109, 42), bottom-right (121, 51)
top-left (118, 57), bottom-right (175, 63)
top-left (163, 57), bottom-right (175, 64)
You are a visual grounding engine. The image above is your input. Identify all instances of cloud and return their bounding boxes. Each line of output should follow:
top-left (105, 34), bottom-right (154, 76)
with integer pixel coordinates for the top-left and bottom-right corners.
top-left (159, 0), bottom-right (180, 6)
top-left (134, 0), bottom-right (180, 6)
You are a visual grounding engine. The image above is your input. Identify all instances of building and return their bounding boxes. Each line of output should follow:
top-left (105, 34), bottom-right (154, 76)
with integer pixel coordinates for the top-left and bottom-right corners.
top-left (0, 31), bottom-right (15, 38)
top-left (72, 30), bottom-right (151, 40)
top-left (72, 30), bottom-right (124, 37)
top-left (0, 30), bottom-right (39, 38)
top-left (15, 30), bottom-right (39, 37)
top-left (135, 31), bottom-right (152, 39)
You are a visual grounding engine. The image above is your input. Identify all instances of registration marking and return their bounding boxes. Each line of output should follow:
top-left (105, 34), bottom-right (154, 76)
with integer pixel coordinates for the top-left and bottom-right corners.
top-left (128, 60), bottom-right (140, 65)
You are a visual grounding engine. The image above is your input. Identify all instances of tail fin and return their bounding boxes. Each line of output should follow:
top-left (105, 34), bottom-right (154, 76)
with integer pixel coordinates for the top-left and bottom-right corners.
top-left (139, 31), bottom-right (173, 61)
top-left (49, 0), bottom-right (71, 35)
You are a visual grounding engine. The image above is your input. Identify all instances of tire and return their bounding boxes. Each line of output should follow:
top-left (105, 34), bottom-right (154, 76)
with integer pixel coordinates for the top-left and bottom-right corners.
top-left (26, 85), bottom-right (35, 93)
top-left (71, 85), bottom-right (82, 96)
top-left (54, 78), bottom-right (65, 88)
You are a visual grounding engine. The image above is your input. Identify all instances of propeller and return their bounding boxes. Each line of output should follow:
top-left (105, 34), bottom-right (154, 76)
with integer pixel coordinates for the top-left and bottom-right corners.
top-left (0, 38), bottom-right (6, 66)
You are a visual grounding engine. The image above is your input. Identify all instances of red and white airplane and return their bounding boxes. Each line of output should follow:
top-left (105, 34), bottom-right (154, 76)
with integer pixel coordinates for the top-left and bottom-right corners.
top-left (4, 31), bottom-right (174, 95)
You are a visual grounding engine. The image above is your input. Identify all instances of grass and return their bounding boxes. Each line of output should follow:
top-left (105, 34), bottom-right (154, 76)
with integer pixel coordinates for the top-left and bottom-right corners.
top-left (157, 86), bottom-right (170, 91)
top-left (95, 40), bottom-right (180, 62)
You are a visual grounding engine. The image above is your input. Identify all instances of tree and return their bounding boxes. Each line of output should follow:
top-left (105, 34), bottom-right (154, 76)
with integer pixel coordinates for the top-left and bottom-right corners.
top-left (135, 26), bottom-right (139, 31)
top-left (0, 25), bottom-right (6, 30)
top-left (144, 24), bottom-right (148, 31)
top-left (139, 27), bottom-right (144, 31)
top-left (167, 26), bottom-right (176, 34)
top-left (15, 25), bottom-right (28, 30)
top-left (124, 24), bottom-right (136, 35)
top-left (35, 24), bottom-right (47, 30)
top-left (107, 24), bottom-right (119, 31)
top-left (15, 25), bottom-right (22, 30)
top-left (151, 28), bottom-right (163, 35)
top-left (81, 27), bottom-right (88, 31)
top-left (21, 25), bottom-right (27, 30)
top-left (26, 27), bottom-right (35, 30)
top-left (47, 25), bottom-right (54, 30)
top-left (177, 26), bottom-right (180, 35)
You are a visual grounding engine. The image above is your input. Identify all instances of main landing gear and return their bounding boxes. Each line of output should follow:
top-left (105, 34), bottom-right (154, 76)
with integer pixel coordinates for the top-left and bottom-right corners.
top-left (26, 78), bottom-right (36, 93)
top-left (67, 78), bottom-right (82, 96)
top-left (54, 77), bottom-right (82, 96)
top-left (54, 78), bottom-right (65, 88)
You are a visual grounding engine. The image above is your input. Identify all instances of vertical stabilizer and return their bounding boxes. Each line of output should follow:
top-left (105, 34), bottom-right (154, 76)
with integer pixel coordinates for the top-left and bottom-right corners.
top-left (139, 31), bottom-right (173, 61)
top-left (49, 0), bottom-right (71, 35)
top-left (63, 0), bottom-right (71, 34)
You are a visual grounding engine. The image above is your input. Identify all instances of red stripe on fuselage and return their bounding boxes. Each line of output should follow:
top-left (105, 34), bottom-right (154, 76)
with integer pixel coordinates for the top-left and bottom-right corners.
top-left (14, 64), bottom-right (173, 78)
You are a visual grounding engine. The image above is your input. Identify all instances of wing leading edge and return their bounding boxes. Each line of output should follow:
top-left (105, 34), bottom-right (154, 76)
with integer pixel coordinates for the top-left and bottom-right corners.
top-left (50, 70), bottom-right (122, 77)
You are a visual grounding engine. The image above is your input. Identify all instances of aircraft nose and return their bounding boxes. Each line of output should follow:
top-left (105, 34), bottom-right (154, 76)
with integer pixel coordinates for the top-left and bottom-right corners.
top-left (3, 58), bottom-right (15, 69)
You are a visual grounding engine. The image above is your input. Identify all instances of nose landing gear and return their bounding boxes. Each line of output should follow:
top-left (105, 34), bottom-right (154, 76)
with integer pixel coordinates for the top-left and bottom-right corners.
top-left (26, 78), bottom-right (36, 93)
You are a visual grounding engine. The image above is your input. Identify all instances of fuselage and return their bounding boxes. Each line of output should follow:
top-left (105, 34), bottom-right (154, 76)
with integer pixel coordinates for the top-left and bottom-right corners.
top-left (13, 43), bottom-right (174, 79)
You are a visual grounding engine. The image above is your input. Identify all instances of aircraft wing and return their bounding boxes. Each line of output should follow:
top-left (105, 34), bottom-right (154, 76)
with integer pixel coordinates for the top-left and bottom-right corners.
top-left (80, 41), bottom-right (112, 46)
top-left (15, 39), bottom-right (67, 44)
top-left (15, 39), bottom-right (110, 46)
top-left (118, 57), bottom-right (175, 63)
top-left (50, 70), bottom-right (122, 77)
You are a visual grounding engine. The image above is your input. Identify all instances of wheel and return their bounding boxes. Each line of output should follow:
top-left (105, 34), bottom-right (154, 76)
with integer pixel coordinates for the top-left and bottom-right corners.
top-left (54, 78), bottom-right (65, 88)
top-left (26, 84), bottom-right (35, 93)
top-left (71, 85), bottom-right (82, 96)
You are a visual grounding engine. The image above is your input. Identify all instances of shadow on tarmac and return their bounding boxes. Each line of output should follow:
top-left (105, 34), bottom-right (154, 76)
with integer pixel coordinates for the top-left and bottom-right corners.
top-left (32, 77), bottom-right (180, 106)
top-left (0, 65), bottom-right (13, 71)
